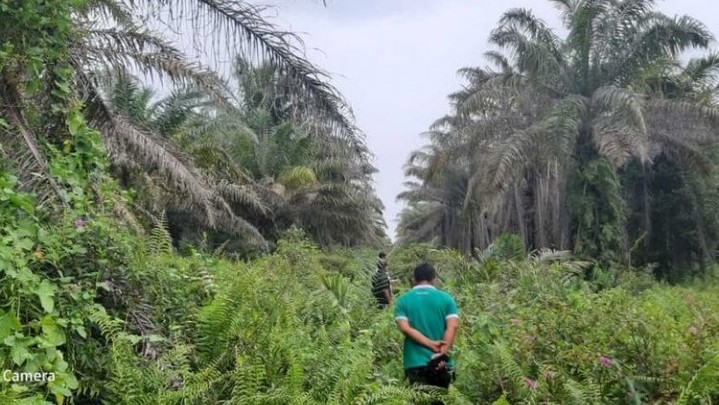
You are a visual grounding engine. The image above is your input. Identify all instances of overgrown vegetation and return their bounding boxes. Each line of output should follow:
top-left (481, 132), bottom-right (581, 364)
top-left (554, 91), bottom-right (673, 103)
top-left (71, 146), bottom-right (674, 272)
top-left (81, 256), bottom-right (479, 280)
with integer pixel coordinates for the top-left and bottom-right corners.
top-left (397, 0), bottom-right (719, 281)
top-left (2, 0), bottom-right (719, 404)
top-left (2, 199), bottom-right (719, 404)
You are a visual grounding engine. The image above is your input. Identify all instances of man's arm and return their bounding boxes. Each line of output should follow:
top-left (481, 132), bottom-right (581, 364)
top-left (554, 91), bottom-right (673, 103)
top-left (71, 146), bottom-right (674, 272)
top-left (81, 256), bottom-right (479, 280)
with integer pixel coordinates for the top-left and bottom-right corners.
top-left (436, 296), bottom-right (460, 355)
top-left (438, 317), bottom-right (458, 354)
top-left (383, 288), bottom-right (392, 305)
top-left (395, 319), bottom-right (440, 352)
top-left (394, 298), bottom-right (438, 352)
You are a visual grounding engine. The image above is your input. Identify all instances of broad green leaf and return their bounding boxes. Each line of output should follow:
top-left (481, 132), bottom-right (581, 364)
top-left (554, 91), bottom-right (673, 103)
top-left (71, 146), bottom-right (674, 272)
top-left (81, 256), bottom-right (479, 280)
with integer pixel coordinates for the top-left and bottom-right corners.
top-left (15, 237), bottom-right (34, 251)
top-left (118, 333), bottom-right (142, 345)
top-left (11, 383), bottom-right (29, 393)
top-left (492, 393), bottom-right (512, 405)
top-left (64, 372), bottom-right (78, 389)
top-left (0, 311), bottom-right (21, 341)
top-left (10, 339), bottom-right (32, 366)
top-left (36, 280), bottom-right (56, 313)
top-left (41, 316), bottom-right (66, 346)
top-left (73, 325), bottom-right (87, 339)
top-left (147, 334), bottom-right (165, 343)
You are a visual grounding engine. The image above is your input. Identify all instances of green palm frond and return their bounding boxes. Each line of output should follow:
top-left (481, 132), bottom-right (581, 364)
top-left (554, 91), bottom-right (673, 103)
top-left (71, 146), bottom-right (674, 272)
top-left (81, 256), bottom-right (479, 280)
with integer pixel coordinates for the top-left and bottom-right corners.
top-left (139, 0), bottom-right (359, 142)
top-left (498, 8), bottom-right (563, 60)
top-left (490, 25), bottom-right (562, 80)
top-left (683, 53), bottom-right (719, 87)
top-left (83, 0), bottom-right (134, 26)
top-left (85, 87), bottom-right (218, 225)
top-left (278, 166), bottom-right (319, 190)
top-left (79, 27), bottom-right (233, 108)
top-left (610, 14), bottom-right (713, 83)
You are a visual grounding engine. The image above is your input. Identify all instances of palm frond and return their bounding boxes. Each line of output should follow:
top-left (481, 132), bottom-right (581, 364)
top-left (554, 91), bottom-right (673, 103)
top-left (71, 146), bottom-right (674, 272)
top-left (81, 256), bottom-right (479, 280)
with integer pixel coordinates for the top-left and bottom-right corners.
top-left (683, 53), bottom-right (719, 87)
top-left (216, 180), bottom-right (271, 217)
top-left (490, 25), bottom-right (562, 79)
top-left (499, 8), bottom-right (563, 61)
top-left (83, 0), bottom-right (134, 26)
top-left (591, 86), bottom-right (649, 164)
top-left (80, 27), bottom-right (233, 107)
top-left (0, 78), bottom-right (67, 207)
top-left (142, 0), bottom-right (360, 142)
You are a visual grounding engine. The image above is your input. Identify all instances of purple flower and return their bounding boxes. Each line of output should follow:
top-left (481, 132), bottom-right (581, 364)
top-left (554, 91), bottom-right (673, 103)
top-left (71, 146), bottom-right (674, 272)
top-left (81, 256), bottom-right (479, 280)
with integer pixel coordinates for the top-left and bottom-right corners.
top-left (522, 377), bottom-right (538, 390)
top-left (599, 356), bottom-right (613, 368)
top-left (74, 218), bottom-right (86, 228)
top-left (543, 370), bottom-right (555, 380)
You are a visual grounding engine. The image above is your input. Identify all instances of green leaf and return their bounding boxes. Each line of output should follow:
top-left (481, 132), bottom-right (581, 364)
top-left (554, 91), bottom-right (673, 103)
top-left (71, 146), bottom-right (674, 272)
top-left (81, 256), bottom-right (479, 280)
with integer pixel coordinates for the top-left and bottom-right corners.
top-left (16, 395), bottom-right (53, 405)
top-left (0, 311), bottom-right (21, 341)
top-left (118, 333), bottom-right (142, 345)
top-left (73, 325), bottom-right (87, 339)
top-left (64, 372), bottom-right (78, 389)
top-left (492, 393), bottom-right (512, 405)
top-left (10, 383), bottom-right (29, 393)
top-left (147, 334), bottom-right (165, 343)
top-left (40, 316), bottom-right (65, 346)
top-left (95, 281), bottom-right (111, 292)
top-left (67, 112), bottom-right (83, 137)
top-left (36, 280), bottom-right (57, 313)
top-left (9, 338), bottom-right (32, 366)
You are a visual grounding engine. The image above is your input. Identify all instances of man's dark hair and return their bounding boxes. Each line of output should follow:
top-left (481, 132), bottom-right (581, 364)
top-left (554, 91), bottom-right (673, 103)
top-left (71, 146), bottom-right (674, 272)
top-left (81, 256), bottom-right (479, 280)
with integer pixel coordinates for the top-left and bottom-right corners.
top-left (413, 263), bottom-right (435, 283)
top-left (378, 252), bottom-right (387, 259)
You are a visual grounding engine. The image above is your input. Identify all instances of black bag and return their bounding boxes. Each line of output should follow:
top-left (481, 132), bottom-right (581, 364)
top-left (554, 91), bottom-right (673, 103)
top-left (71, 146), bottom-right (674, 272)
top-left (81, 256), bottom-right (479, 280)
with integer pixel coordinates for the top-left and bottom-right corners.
top-left (427, 353), bottom-right (449, 370)
top-left (425, 354), bottom-right (453, 388)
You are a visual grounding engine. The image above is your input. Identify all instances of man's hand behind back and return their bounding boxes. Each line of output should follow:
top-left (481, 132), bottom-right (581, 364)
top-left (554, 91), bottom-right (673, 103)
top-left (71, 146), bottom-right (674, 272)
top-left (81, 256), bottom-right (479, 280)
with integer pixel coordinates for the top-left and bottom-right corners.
top-left (427, 340), bottom-right (441, 353)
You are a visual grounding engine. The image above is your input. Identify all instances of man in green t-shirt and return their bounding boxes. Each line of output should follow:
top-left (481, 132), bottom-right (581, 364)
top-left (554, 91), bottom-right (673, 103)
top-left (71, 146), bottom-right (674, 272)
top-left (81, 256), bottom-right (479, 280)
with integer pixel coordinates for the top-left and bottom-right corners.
top-left (394, 263), bottom-right (459, 396)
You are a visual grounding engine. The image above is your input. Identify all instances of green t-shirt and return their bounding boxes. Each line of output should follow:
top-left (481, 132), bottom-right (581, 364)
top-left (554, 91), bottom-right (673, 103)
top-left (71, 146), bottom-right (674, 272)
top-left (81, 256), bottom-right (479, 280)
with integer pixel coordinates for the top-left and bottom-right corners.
top-left (394, 285), bottom-right (459, 369)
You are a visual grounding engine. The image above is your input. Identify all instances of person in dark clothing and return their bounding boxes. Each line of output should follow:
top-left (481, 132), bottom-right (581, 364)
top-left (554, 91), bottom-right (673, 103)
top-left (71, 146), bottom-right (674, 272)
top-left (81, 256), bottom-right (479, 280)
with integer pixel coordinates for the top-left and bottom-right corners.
top-left (371, 252), bottom-right (392, 308)
top-left (394, 263), bottom-right (459, 404)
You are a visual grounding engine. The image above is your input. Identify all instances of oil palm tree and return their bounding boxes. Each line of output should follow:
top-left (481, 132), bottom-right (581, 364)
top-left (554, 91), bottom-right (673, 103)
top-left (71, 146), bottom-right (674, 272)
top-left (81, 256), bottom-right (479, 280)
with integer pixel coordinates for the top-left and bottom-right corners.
top-left (399, 0), bottom-right (719, 266)
top-left (104, 64), bottom-right (384, 250)
top-left (471, 1), bottom-right (716, 253)
top-left (2, 0), bottom-right (371, 250)
top-left (396, 117), bottom-right (485, 251)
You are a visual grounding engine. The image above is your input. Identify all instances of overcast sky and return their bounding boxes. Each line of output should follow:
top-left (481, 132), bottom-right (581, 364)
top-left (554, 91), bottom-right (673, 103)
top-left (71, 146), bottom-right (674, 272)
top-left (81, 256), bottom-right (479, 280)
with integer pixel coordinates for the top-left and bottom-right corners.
top-left (244, 0), bottom-right (719, 240)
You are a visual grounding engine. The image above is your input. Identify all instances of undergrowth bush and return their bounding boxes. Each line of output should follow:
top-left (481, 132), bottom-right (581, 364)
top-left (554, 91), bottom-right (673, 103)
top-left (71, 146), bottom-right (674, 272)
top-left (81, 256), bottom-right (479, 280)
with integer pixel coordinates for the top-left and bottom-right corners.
top-left (1, 167), bottom-right (719, 404)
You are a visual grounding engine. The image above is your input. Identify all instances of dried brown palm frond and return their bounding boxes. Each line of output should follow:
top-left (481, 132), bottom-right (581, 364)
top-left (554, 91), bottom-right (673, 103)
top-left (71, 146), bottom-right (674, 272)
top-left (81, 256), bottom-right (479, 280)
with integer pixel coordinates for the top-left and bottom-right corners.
top-left (215, 180), bottom-right (271, 217)
top-left (212, 195), bottom-right (267, 248)
top-left (78, 69), bottom-right (267, 248)
top-left (93, 107), bottom-right (217, 224)
top-left (648, 99), bottom-right (719, 175)
top-left (0, 77), bottom-right (67, 208)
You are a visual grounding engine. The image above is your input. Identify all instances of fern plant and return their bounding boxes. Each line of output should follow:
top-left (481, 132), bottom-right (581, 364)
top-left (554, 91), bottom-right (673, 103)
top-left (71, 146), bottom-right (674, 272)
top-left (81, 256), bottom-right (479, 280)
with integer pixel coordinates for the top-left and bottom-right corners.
top-left (677, 351), bottom-right (719, 405)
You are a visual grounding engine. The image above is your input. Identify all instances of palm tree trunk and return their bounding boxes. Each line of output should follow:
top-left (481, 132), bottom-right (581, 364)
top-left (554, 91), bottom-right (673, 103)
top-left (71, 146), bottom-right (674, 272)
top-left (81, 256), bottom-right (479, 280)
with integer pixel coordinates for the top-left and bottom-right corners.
top-left (679, 170), bottom-right (711, 266)
top-left (513, 184), bottom-right (527, 249)
top-left (535, 168), bottom-right (548, 249)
